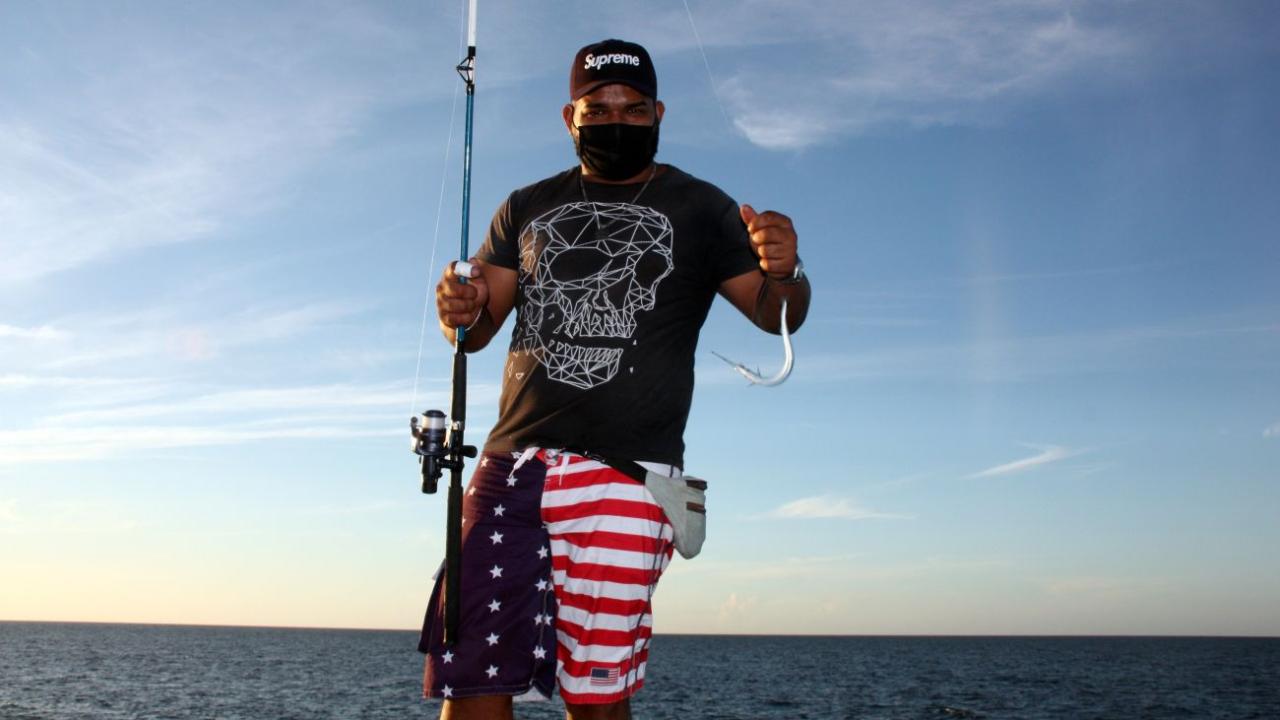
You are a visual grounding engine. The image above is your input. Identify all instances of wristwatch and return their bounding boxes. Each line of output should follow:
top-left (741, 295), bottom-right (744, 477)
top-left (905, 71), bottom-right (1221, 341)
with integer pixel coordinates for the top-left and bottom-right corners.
top-left (770, 258), bottom-right (805, 286)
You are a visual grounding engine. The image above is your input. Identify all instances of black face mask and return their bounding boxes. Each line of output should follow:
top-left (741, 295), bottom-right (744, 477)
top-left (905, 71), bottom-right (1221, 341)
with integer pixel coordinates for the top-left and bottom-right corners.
top-left (573, 121), bottom-right (660, 181)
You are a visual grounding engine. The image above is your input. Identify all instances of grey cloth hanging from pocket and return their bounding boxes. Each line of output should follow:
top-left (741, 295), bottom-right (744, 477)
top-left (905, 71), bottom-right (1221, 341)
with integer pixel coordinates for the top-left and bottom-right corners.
top-left (598, 457), bottom-right (708, 560)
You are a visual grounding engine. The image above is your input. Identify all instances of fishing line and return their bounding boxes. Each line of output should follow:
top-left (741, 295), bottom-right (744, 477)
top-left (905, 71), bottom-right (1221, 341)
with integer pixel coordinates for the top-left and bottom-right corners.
top-left (409, 2), bottom-right (468, 417)
top-left (681, 0), bottom-right (735, 133)
top-left (682, 0), bottom-right (796, 385)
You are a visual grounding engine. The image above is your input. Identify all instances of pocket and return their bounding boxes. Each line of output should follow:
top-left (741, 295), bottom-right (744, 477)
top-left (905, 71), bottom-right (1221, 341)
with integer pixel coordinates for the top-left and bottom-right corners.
top-left (644, 472), bottom-right (708, 560)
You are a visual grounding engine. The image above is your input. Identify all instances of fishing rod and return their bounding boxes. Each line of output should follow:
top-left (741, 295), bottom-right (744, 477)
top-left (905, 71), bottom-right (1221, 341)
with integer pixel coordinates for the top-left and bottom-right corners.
top-left (410, 0), bottom-right (479, 646)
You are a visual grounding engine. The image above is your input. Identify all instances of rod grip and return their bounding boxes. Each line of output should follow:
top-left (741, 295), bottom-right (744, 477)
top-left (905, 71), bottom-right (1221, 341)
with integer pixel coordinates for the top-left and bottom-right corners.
top-left (443, 469), bottom-right (463, 644)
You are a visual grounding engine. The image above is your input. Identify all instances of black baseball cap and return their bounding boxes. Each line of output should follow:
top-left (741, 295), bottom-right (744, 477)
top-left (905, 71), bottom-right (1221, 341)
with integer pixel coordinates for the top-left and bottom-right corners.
top-left (570, 39), bottom-right (657, 100)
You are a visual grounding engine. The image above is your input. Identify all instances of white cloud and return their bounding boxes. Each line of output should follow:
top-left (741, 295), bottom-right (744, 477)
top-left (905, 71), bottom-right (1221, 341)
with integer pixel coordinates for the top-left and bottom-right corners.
top-left (0, 4), bottom-right (432, 283)
top-left (969, 444), bottom-right (1075, 478)
top-left (38, 382), bottom-right (425, 426)
top-left (1264, 423), bottom-right (1280, 438)
top-left (0, 324), bottom-right (69, 341)
top-left (0, 371), bottom-right (500, 464)
top-left (0, 424), bottom-right (399, 465)
top-left (0, 374), bottom-right (141, 391)
top-left (710, 0), bottom-right (1135, 148)
top-left (717, 592), bottom-right (759, 623)
top-left (765, 495), bottom-right (912, 520)
top-left (27, 300), bottom-right (373, 370)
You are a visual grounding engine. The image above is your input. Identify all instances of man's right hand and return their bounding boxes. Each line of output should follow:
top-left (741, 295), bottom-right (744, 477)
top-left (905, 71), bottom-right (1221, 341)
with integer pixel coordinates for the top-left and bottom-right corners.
top-left (437, 258), bottom-right (490, 329)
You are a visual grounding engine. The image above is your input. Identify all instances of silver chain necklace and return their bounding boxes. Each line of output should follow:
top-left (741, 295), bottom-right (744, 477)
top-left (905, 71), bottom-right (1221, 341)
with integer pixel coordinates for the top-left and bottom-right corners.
top-left (578, 164), bottom-right (658, 208)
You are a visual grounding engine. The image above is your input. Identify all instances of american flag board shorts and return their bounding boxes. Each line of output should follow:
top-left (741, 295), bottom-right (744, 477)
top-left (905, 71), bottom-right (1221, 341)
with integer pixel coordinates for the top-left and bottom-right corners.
top-left (418, 449), bottom-right (676, 704)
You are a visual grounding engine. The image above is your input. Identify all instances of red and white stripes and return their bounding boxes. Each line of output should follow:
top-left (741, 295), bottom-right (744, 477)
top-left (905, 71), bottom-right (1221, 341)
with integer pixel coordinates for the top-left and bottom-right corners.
top-left (538, 452), bottom-right (674, 704)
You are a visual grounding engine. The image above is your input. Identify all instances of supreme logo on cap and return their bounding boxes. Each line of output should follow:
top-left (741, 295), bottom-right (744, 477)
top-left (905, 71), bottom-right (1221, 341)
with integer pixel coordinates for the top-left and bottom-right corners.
top-left (583, 52), bottom-right (642, 71)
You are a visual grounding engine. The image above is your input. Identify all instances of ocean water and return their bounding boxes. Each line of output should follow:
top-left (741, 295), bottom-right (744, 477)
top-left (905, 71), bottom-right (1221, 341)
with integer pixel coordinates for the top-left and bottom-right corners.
top-left (1, 623), bottom-right (1277, 719)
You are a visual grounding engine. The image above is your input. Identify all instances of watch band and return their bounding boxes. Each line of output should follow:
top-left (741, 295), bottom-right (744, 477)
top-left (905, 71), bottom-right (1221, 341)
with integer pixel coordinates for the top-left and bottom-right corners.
top-left (770, 258), bottom-right (805, 286)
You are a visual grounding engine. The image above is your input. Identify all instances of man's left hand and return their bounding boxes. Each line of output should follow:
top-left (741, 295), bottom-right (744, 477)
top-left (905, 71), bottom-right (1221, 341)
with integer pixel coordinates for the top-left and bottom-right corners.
top-left (740, 204), bottom-right (798, 279)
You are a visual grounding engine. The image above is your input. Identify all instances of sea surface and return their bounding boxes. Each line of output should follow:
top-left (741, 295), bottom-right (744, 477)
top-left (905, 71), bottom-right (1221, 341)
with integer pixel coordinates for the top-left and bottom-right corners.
top-left (1, 623), bottom-right (1277, 719)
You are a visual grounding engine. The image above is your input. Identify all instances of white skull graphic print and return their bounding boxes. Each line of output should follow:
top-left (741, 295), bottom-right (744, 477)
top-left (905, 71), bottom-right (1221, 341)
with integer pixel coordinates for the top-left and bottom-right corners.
top-left (512, 201), bottom-right (674, 390)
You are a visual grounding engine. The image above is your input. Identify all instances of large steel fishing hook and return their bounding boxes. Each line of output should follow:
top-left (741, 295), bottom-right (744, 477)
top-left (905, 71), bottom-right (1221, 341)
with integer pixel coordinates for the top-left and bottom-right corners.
top-left (711, 299), bottom-right (794, 386)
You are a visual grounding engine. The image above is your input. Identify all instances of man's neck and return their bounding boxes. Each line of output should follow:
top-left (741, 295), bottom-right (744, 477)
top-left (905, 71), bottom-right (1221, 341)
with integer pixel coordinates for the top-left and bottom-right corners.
top-left (580, 163), bottom-right (662, 185)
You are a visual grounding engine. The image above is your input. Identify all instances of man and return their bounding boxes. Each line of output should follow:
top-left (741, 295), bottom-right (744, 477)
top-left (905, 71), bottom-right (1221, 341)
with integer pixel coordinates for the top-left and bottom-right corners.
top-left (419, 39), bottom-right (810, 720)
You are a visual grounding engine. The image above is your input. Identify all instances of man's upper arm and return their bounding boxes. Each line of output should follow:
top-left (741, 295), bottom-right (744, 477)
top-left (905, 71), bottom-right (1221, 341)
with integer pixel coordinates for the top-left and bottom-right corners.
top-left (718, 269), bottom-right (765, 321)
top-left (473, 190), bottom-right (522, 330)
top-left (484, 263), bottom-right (518, 329)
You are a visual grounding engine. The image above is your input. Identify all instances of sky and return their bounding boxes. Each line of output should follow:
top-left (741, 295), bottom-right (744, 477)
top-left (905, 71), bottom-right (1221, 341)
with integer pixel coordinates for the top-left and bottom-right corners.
top-left (2, 0), bottom-right (1278, 636)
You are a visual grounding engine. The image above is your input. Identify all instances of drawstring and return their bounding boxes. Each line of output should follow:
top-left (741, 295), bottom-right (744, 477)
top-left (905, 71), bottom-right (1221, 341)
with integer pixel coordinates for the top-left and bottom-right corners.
top-left (510, 446), bottom-right (539, 473)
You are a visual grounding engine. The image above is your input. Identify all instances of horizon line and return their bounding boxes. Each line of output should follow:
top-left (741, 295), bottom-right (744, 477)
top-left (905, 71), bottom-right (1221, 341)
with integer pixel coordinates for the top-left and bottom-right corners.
top-left (2, 618), bottom-right (1276, 640)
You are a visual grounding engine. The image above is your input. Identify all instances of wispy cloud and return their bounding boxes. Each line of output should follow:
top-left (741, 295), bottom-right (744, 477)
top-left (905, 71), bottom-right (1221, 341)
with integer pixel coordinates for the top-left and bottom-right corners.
top-left (0, 374), bottom-right (143, 391)
top-left (0, 324), bottom-right (69, 341)
top-left (0, 4), bottom-right (432, 284)
top-left (390, 0), bottom-right (1168, 151)
top-left (1264, 422), bottom-right (1280, 439)
top-left (22, 300), bottom-right (374, 370)
top-left (969, 444), bottom-right (1076, 478)
top-left (709, 0), bottom-right (1136, 148)
top-left (37, 382), bottom-right (422, 426)
top-left (0, 424), bottom-right (399, 465)
top-left (0, 369), bottom-right (500, 464)
top-left (763, 495), bottom-right (912, 520)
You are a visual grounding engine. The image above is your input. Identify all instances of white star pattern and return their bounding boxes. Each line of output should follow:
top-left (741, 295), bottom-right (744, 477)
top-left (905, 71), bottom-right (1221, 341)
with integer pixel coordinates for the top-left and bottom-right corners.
top-left (486, 632), bottom-right (500, 646)
top-left (489, 530), bottom-right (503, 545)
top-left (486, 664), bottom-right (499, 678)
top-left (488, 599), bottom-right (501, 612)
top-left (480, 457), bottom-right (490, 468)
top-left (505, 475), bottom-right (518, 487)
top-left (537, 546), bottom-right (548, 559)
top-left (535, 579), bottom-right (548, 591)
top-left (533, 612), bottom-right (546, 625)
top-left (493, 504), bottom-right (506, 517)
top-left (441, 650), bottom-right (454, 664)
top-left (489, 565), bottom-right (503, 579)
top-left (541, 614), bottom-right (553, 626)
top-left (533, 646), bottom-right (547, 659)
top-left (442, 685), bottom-right (453, 698)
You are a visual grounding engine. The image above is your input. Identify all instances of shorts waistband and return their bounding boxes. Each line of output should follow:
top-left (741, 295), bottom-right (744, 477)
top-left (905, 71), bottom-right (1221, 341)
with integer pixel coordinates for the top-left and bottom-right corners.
top-left (513, 447), bottom-right (682, 479)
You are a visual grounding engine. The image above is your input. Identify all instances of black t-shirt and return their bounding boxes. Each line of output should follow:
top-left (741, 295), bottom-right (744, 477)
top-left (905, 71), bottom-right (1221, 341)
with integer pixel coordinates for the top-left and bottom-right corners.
top-left (477, 165), bottom-right (758, 467)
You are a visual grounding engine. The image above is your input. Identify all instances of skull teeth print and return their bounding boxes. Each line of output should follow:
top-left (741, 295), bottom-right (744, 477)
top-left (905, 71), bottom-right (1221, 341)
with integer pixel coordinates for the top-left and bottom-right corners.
top-left (545, 342), bottom-right (624, 390)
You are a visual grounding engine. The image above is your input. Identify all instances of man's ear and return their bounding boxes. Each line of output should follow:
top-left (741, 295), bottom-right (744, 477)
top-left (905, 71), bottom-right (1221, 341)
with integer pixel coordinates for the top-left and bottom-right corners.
top-left (655, 99), bottom-right (665, 123)
top-left (562, 103), bottom-right (576, 134)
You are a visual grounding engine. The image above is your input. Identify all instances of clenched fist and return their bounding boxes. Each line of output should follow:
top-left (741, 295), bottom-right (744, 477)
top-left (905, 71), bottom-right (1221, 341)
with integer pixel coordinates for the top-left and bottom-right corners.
top-left (740, 204), bottom-right (798, 279)
top-left (436, 259), bottom-right (489, 329)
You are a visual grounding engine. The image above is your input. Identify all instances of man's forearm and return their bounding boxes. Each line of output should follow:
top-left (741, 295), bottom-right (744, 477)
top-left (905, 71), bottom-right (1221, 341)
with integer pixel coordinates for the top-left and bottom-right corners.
top-left (440, 307), bottom-right (500, 352)
top-left (753, 274), bottom-right (811, 334)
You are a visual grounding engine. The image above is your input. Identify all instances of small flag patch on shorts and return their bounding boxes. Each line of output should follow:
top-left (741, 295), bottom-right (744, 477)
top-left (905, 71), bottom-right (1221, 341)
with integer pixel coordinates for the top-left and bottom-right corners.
top-left (590, 667), bottom-right (620, 685)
